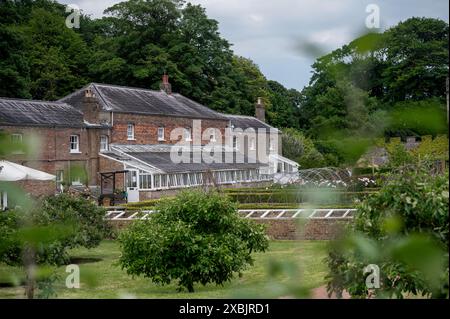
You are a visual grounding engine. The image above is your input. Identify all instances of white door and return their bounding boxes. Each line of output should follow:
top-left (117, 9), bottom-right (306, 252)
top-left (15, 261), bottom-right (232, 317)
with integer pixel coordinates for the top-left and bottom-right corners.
top-left (126, 170), bottom-right (140, 203)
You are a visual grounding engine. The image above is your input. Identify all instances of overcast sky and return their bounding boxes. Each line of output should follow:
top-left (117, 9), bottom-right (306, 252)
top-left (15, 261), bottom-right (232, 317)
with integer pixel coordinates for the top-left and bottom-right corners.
top-left (60, 0), bottom-right (449, 90)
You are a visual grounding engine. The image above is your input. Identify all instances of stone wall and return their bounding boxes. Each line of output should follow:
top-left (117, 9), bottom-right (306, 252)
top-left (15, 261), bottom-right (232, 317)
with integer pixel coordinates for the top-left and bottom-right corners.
top-left (108, 218), bottom-right (352, 240)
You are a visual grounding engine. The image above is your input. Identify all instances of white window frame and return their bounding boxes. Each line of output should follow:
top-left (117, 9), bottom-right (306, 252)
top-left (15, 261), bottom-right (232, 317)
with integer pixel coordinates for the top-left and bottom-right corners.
top-left (100, 135), bottom-right (109, 152)
top-left (250, 137), bottom-right (256, 150)
top-left (127, 123), bottom-right (135, 140)
top-left (56, 170), bottom-right (64, 191)
top-left (71, 176), bottom-right (82, 186)
top-left (269, 138), bottom-right (275, 151)
top-left (233, 136), bottom-right (239, 150)
top-left (70, 135), bottom-right (80, 153)
top-left (209, 129), bottom-right (216, 142)
top-left (11, 133), bottom-right (23, 144)
top-left (158, 127), bottom-right (165, 141)
top-left (184, 128), bottom-right (192, 142)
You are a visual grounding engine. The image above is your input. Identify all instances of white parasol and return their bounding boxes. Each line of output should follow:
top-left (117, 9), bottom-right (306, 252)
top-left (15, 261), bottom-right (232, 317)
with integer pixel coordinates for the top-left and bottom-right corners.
top-left (0, 160), bottom-right (55, 210)
top-left (0, 160), bottom-right (55, 181)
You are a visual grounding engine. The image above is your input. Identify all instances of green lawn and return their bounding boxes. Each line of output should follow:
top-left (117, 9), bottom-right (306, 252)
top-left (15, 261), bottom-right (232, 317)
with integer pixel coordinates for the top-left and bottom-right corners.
top-left (0, 240), bottom-right (329, 299)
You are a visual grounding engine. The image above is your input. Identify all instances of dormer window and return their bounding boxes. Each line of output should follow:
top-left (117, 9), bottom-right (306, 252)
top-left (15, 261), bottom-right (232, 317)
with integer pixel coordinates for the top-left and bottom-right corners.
top-left (127, 123), bottom-right (135, 140)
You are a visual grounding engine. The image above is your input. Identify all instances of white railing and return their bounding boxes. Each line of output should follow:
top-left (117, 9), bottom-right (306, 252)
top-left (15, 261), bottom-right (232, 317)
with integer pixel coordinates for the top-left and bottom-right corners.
top-left (105, 208), bottom-right (356, 221)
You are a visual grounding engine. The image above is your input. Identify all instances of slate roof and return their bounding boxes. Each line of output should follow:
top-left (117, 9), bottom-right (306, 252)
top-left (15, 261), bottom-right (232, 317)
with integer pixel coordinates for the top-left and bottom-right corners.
top-left (0, 98), bottom-right (84, 128)
top-left (60, 83), bottom-right (228, 121)
top-left (225, 114), bottom-right (279, 132)
top-left (104, 144), bottom-right (266, 174)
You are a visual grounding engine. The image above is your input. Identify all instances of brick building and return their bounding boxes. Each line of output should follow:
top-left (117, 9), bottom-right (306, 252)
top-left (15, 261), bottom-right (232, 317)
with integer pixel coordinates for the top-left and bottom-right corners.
top-left (1, 78), bottom-right (298, 203)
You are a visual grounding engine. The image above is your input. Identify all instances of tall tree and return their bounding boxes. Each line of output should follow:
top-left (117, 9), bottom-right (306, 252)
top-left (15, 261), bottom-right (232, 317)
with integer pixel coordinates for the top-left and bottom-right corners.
top-left (382, 17), bottom-right (449, 102)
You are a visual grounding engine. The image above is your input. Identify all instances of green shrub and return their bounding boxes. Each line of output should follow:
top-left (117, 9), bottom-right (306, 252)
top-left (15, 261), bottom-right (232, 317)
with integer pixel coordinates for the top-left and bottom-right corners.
top-left (119, 190), bottom-right (269, 292)
top-left (0, 211), bottom-right (22, 265)
top-left (0, 194), bottom-right (111, 265)
top-left (125, 198), bottom-right (163, 209)
top-left (37, 194), bottom-right (111, 250)
top-left (326, 169), bottom-right (449, 298)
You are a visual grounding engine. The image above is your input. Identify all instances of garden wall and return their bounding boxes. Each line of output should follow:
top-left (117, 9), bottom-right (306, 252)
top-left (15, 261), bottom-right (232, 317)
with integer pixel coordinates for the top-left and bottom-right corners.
top-left (108, 218), bottom-right (352, 240)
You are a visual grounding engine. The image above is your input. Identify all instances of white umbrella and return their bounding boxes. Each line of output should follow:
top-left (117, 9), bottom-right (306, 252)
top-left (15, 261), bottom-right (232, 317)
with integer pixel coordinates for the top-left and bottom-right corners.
top-left (1, 161), bottom-right (55, 210)
top-left (0, 160), bottom-right (55, 181)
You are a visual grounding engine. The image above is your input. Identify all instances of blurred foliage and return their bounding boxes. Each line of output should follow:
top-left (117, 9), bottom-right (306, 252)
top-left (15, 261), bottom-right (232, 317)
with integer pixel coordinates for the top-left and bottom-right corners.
top-left (378, 135), bottom-right (449, 169)
top-left (326, 168), bottom-right (449, 298)
top-left (300, 18), bottom-right (448, 138)
top-left (281, 128), bottom-right (326, 168)
top-left (0, 194), bottom-right (110, 266)
top-left (119, 190), bottom-right (269, 292)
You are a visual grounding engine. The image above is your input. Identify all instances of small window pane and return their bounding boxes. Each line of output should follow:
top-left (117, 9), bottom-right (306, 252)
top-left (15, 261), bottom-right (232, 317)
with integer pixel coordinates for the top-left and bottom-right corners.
top-left (127, 124), bottom-right (135, 140)
top-left (70, 135), bottom-right (79, 152)
top-left (100, 135), bottom-right (109, 151)
top-left (158, 127), bottom-right (165, 141)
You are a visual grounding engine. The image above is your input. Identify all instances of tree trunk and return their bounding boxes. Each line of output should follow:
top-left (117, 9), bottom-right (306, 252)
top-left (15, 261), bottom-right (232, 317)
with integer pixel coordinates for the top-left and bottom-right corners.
top-left (23, 246), bottom-right (36, 299)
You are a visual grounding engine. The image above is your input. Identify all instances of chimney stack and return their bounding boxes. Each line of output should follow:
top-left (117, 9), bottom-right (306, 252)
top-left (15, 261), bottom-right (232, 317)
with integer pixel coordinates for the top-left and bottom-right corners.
top-left (82, 87), bottom-right (100, 123)
top-left (255, 97), bottom-right (265, 122)
top-left (160, 74), bottom-right (172, 94)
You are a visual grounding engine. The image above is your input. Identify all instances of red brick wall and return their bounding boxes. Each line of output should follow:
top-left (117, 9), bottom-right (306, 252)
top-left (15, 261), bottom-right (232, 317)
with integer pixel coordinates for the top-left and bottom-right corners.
top-left (108, 218), bottom-right (351, 240)
top-left (252, 219), bottom-right (350, 240)
top-left (111, 113), bottom-right (229, 145)
top-left (1, 125), bottom-right (110, 187)
top-left (15, 180), bottom-right (56, 198)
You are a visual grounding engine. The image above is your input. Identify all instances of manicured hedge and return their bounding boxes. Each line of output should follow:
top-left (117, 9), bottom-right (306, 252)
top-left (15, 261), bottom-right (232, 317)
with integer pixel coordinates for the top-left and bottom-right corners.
top-left (226, 191), bottom-right (376, 204)
top-left (123, 190), bottom-right (373, 209)
top-left (237, 203), bottom-right (356, 210)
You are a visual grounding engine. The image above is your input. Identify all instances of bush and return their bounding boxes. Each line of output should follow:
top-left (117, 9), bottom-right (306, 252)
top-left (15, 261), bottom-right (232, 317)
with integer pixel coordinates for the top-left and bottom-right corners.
top-left (326, 169), bottom-right (449, 298)
top-left (0, 211), bottom-right (22, 265)
top-left (37, 194), bottom-right (111, 249)
top-left (0, 194), bottom-right (111, 265)
top-left (119, 190), bottom-right (269, 292)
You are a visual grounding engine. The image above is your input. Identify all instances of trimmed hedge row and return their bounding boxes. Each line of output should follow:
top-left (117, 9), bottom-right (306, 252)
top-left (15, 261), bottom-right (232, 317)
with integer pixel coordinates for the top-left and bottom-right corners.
top-left (226, 191), bottom-right (376, 204)
top-left (123, 191), bottom-right (372, 210)
top-left (237, 203), bottom-right (356, 210)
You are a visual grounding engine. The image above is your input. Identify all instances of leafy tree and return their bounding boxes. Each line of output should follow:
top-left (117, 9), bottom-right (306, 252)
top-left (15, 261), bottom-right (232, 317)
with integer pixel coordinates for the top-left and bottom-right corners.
top-left (26, 8), bottom-right (90, 99)
top-left (0, 26), bottom-right (31, 98)
top-left (326, 168), bottom-right (449, 298)
top-left (267, 80), bottom-right (301, 129)
top-left (382, 18), bottom-right (449, 102)
top-left (119, 190), bottom-right (269, 292)
top-left (281, 128), bottom-right (325, 168)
